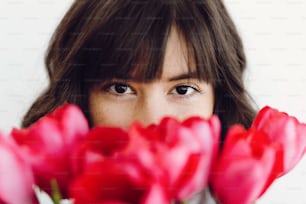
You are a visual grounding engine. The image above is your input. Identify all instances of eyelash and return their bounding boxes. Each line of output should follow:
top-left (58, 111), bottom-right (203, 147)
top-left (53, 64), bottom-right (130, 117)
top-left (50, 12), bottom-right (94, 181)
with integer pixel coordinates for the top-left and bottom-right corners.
top-left (101, 81), bottom-right (201, 97)
top-left (101, 82), bottom-right (135, 97)
top-left (170, 85), bottom-right (201, 98)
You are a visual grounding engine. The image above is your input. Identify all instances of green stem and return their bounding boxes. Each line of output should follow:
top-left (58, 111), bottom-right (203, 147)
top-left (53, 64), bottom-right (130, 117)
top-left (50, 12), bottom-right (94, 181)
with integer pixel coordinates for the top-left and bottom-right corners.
top-left (51, 179), bottom-right (62, 204)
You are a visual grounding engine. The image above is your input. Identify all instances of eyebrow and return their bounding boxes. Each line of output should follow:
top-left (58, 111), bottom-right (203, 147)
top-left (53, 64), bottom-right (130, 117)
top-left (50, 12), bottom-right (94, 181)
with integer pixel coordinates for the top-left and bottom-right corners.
top-left (167, 72), bottom-right (199, 81)
top-left (109, 72), bottom-right (199, 82)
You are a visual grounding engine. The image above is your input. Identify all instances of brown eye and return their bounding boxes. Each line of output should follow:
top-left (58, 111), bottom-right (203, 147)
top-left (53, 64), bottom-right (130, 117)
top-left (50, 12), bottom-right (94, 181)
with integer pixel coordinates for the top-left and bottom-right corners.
top-left (113, 84), bottom-right (128, 94)
top-left (173, 85), bottom-right (197, 95)
top-left (105, 83), bottom-right (134, 95)
top-left (176, 86), bottom-right (189, 95)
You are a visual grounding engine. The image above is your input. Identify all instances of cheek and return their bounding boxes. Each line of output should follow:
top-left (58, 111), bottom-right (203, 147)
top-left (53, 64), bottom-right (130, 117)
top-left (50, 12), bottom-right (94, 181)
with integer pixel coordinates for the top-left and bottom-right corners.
top-left (200, 85), bottom-right (215, 118)
top-left (199, 102), bottom-right (214, 118)
top-left (88, 93), bottom-right (133, 128)
top-left (176, 102), bottom-right (214, 120)
top-left (199, 95), bottom-right (214, 118)
top-left (177, 90), bottom-right (214, 119)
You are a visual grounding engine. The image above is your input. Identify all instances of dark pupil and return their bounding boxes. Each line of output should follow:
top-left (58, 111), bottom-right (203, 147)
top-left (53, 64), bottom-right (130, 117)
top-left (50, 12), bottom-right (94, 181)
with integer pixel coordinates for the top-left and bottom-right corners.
top-left (115, 84), bottom-right (128, 93)
top-left (176, 86), bottom-right (188, 95)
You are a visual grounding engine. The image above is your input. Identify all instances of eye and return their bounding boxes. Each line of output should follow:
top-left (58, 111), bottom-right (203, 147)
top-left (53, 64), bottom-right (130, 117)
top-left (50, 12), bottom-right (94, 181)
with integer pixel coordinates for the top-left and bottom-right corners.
top-left (171, 85), bottom-right (199, 96)
top-left (104, 83), bottom-right (134, 95)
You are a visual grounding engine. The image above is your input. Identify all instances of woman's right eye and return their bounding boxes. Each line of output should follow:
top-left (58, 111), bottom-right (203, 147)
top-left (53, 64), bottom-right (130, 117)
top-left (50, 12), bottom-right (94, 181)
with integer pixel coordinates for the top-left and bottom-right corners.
top-left (104, 83), bottom-right (135, 95)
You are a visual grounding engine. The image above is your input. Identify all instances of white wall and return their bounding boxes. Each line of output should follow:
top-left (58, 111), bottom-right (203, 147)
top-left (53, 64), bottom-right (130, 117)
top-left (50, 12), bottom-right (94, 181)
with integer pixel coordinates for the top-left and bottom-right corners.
top-left (0, 0), bottom-right (305, 203)
top-left (0, 0), bottom-right (73, 131)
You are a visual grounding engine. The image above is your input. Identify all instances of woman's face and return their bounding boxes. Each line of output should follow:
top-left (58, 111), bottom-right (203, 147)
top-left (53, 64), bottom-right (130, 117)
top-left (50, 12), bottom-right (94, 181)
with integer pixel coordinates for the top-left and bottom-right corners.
top-left (88, 29), bottom-right (214, 128)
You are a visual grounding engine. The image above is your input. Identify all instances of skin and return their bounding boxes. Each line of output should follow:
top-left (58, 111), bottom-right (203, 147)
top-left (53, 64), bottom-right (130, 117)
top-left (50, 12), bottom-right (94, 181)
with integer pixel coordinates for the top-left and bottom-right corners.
top-left (88, 28), bottom-right (215, 128)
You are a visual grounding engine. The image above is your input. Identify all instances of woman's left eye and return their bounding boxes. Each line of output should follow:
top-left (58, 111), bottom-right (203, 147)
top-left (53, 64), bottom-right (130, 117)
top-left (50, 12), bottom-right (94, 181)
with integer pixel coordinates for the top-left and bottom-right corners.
top-left (171, 85), bottom-right (199, 96)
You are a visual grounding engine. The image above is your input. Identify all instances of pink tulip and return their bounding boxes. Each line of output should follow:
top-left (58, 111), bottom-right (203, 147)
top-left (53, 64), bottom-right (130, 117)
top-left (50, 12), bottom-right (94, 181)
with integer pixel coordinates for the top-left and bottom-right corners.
top-left (211, 125), bottom-right (277, 204)
top-left (0, 133), bottom-right (34, 204)
top-left (11, 104), bottom-right (89, 197)
top-left (252, 106), bottom-right (306, 177)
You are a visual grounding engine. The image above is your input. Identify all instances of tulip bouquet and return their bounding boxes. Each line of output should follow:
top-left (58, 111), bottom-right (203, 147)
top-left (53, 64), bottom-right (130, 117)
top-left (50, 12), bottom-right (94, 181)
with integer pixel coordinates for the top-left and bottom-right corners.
top-left (0, 104), bottom-right (305, 204)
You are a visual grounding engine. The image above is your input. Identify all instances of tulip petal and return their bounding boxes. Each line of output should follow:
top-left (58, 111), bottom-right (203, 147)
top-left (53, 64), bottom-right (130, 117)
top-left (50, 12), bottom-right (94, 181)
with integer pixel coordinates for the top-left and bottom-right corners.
top-left (0, 134), bottom-right (34, 204)
top-left (212, 126), bottom-right (276, 204)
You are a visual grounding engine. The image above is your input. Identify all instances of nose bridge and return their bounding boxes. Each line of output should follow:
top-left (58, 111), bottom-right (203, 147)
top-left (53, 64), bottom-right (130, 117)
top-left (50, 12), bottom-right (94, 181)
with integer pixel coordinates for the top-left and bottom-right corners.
top-left (135, 90), bottom-right (168, 126)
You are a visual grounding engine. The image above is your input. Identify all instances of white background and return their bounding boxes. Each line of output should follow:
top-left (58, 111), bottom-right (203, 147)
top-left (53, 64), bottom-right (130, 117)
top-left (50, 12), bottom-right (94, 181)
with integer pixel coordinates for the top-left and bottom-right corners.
top-left (0, 0), bottom-right (305, 203)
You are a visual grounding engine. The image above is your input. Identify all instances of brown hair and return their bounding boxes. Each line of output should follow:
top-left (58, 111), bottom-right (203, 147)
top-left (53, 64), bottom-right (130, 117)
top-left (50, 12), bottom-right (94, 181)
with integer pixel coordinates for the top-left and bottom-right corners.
top-left (22, 0), bottom-right (256, 141)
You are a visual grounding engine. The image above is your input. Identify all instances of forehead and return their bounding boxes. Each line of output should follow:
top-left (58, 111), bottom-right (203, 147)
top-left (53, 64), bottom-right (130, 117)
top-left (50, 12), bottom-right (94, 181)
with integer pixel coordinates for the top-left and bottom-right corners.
top-left (161, 27), bottom-right (191, 79)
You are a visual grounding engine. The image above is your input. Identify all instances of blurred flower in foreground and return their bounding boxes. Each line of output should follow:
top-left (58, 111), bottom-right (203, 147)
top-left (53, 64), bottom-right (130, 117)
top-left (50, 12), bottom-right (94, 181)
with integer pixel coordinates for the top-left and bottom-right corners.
top-left (211, 106), bottom-right (306, 204)
top-left (0, 133), bottom-right (34, 204)
top-left (11, 104), bottom-right (89, 197)
top-left (252, 106), bottom-right (306, 177)
top-left (69, 116), bottom-right (220, 203)
top-left (211, 125), bottom-right (276, 204)
top-left (1, 104), bottom-right (305, 204)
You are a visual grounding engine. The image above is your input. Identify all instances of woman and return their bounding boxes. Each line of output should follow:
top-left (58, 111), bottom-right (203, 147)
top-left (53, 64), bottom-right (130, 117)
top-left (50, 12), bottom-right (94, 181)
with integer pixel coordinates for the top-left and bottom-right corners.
top-left (22, 0), bottom-right (256, 202)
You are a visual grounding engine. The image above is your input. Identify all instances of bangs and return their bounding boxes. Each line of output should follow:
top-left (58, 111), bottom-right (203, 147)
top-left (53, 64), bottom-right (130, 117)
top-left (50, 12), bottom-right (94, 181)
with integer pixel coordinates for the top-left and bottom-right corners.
top-left (82, 1), bottom-right (219, 87)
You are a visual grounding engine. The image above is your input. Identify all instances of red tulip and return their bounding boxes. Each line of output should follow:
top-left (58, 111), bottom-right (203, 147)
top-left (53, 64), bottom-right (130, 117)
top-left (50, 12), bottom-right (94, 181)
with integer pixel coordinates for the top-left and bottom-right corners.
top-left (71, 126), bottom-right (130, 175)
top-left (70, 116), bottom-right (220, 203)
top-left (211, 125), bottom-right (277, 204)
top-left (70, 125), bottom-right (170, 204)
top-left (11, 104), bottom-right (89, 197)
top-left (251, 106), bottom-right (306, 177)
top-left (0, 133), bottom-right (34, 204)
top-left (69, 159), bottom-right (170, 204)
top-left (126, 116), bottom-right (220, 200)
